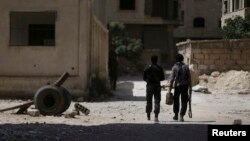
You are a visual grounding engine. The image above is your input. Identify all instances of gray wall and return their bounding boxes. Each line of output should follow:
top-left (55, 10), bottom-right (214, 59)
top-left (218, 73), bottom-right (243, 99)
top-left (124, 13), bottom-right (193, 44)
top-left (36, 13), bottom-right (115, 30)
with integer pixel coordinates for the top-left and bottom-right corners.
top-left (174, 0), bottom-right (222, 39)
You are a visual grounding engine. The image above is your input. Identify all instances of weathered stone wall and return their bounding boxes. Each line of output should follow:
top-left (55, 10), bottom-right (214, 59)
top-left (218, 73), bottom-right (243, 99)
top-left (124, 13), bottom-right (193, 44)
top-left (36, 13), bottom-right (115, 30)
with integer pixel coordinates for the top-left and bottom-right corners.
top-left (177, 39), bottom-right (250, 75)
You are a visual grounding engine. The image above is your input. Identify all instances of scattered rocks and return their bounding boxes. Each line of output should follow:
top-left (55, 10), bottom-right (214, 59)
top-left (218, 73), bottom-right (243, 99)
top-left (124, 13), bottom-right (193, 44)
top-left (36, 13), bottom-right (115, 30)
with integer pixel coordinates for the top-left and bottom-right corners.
top-left (64, 111), bottom-right (78, 118)
top-left (233, 119), bottom-right (242, 125)
top-left (192, 85), bottom-right (211, 94)
top-left (211, 71), bottom-right (220, 78)
top-left (27, 109), bottom-right (40, 117)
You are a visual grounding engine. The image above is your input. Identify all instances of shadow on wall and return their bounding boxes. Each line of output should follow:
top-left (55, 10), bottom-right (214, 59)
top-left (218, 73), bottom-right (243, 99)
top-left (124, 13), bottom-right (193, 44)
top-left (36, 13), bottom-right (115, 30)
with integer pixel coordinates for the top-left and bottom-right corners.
top-left (0, 123), bottom-right (207, 141)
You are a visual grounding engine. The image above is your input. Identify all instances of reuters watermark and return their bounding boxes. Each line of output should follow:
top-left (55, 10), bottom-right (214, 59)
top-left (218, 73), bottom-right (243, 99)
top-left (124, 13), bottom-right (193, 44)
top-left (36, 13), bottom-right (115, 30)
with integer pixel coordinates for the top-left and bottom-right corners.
top-left (208, 125), bottom-right (249, 140)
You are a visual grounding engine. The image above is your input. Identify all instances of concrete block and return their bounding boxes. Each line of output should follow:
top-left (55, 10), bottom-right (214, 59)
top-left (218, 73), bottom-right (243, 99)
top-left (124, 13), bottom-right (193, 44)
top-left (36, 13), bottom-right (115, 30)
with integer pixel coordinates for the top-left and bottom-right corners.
top-left (214, 60), bottom-right (224, 65)
top-left (209, 54), bottom-right (220, 60)
top-left (192, 48), bottom-right (201, 54)
top-left (27, 109), bottom-right (40, 117)
top-left (231, 50), bottom-right (241, 54)
top-left (211, 49), bottom-right (229, 54)
top-left (231, 54), bottom-right (240, 60)
top-left (237, 60), bottom-right (246, 65)
top-left (204, 60), bottom-right (214, 65)
top-left (201, 49), bottom-right (212, 54)
top-left (198, 65), bottom-right (208, 70)
top-left (193, 54), bottom-right (204, 59)
top-left (209, 65), bottom-right (219, 71)
top-left (225, 60), bottom-right (236, 65)
top-left (204, 54), bottom-right (209, 59)
top-left (241, 54), bottom-right (249, 60)
top-left (219, 54), bottom-right (230, 59)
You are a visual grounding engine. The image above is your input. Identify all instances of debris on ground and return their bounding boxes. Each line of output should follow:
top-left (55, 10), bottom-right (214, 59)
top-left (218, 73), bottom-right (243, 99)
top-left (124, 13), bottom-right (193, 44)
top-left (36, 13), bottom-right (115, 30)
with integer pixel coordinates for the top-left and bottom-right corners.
top-left (198, 70), bottom-right (250, 94)
top-left (192, 85), bottom-right (211, 94)
top-left (233, 119), bottom-right (242, 125)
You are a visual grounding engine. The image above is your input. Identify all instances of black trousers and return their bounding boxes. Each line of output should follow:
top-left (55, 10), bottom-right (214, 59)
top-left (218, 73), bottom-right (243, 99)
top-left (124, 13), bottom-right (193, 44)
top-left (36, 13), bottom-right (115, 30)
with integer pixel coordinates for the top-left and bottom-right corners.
top-left (173, 85), bottom-right (189, 116)
top-left (110, 75), bottom-right (117, 90)
top-left (146, 85), bottom-right (161, 115)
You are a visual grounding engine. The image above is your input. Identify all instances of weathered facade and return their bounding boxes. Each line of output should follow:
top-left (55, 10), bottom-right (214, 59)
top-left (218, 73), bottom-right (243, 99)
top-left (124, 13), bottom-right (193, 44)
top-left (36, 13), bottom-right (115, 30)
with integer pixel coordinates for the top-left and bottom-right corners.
top-left (177, 39), bottom-right (250, 75)
top-left (106, 0), bottom-right (180, 67)
top-left (0, 0), bottom-right (109, 97)
top-left (221, 0), bottom-right (250, 26)
top-left (174, 0), bottom-right (222, 41)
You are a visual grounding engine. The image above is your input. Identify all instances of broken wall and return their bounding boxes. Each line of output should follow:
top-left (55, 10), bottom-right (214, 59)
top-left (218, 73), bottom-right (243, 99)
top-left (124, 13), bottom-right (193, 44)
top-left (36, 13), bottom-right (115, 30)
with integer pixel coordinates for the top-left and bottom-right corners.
top-left (177, 39), bottom-right (250, 75)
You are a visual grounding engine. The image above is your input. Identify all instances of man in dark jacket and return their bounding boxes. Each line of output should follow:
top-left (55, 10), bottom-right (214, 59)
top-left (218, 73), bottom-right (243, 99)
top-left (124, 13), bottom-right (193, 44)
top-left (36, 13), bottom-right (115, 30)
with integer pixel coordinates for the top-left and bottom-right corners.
top-left (108, 50), bottom-right (118, 90)
top-left (143, 55), bottom-right (165, 122)
top-left (168, 54), bottom-right (192, 122)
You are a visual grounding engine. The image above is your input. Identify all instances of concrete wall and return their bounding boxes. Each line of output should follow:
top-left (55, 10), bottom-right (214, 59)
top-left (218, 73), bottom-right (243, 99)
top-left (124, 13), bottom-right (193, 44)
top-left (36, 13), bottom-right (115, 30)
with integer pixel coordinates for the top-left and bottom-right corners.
top-left (174, 0), bottom-right (222, 39)
top-left (0, 0), bottom-right (92, 97)
top-left (106, 0), bottom-right (179, 24)
top-left (177, 39), bottom-right (250, 75)
top-left (92, 0), bottom-right (107, 25)
top-left (91, 16), bottom-right (109, 81)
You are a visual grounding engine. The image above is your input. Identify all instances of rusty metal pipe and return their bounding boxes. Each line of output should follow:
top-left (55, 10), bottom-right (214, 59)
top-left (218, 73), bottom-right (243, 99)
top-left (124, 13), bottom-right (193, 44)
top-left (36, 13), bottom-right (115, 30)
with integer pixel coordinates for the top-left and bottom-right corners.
top-left (53, 72), bottom-right (70, 87)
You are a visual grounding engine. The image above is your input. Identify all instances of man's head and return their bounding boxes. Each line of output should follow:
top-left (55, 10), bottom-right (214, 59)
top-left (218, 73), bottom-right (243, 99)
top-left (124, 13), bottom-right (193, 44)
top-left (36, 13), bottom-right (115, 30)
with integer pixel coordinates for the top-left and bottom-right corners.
top-left (151, 55), bottom-right (158, 64)
top-left (175, 54), bottom-right (184, 62)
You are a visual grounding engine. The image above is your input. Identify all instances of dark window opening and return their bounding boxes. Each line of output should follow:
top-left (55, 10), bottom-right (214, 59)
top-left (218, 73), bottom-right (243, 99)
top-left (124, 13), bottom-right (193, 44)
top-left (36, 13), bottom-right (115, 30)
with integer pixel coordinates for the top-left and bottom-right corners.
top-left (120, 0), bottom-right (135, 10)
top-left (29, 24), bottom-right (55, 46)
top-left (245, 0), bottom-right (250, 7)
top-left (224, 0), bottom-right (228, 14)
top-left (151, 0), bottom-right (168, 19)
top-left (181, 11), bottom-right (185, 24)
top-left (232, 0), bottom-right (240, 11)
top-left (173, 0), bottom-right (179, 19)
top-left (193, 17), bottom-right (205, 28)
top-left (10, 12), bottom-right (56, 46)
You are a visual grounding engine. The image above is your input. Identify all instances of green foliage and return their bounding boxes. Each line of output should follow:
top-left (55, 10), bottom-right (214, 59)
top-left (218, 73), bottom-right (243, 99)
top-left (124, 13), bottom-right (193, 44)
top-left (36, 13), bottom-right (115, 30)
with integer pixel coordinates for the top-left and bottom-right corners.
top-left (222, 16), bottom-right (250, 39)
top-left (109, 22), bottom-right (143, 61)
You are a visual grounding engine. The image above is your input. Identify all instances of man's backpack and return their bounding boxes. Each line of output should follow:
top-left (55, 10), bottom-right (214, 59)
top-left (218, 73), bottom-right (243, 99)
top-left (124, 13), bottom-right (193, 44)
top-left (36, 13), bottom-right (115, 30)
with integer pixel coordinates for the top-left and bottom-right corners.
top-left (175, 63), bottom-right (187, 87)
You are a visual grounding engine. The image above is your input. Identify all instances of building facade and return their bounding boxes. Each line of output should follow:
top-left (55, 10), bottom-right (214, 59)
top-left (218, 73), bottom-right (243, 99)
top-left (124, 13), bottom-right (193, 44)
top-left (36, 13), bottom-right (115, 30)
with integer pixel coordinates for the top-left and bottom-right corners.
top-left (105, 0), bottom-right (180, 67)
top-left (221, 0), bottom-right (250, 26)
top-left (0, 0), bottom-right (109, 97)
top-left (174, 0), bottom-right (222, 41)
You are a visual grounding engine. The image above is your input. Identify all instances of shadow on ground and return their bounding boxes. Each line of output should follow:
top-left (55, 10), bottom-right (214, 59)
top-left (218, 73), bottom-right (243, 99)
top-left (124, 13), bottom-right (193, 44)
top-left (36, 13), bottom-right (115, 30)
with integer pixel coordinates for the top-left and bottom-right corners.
top-left (108, 81), bottom-right (146, 101)
top-left (0, 123), bottom-right (208, 141)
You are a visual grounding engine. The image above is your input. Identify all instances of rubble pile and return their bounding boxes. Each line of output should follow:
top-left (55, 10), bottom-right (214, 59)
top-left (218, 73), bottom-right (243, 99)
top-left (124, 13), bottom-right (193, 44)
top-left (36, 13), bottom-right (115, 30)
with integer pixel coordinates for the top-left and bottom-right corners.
top-left (198, 70), bottom-right (250, 93)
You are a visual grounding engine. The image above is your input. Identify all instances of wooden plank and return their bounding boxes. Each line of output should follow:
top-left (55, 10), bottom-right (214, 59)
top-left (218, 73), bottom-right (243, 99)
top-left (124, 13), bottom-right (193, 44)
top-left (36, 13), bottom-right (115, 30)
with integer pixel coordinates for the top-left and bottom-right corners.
top-left (0, 101), bottom-right (34, 113)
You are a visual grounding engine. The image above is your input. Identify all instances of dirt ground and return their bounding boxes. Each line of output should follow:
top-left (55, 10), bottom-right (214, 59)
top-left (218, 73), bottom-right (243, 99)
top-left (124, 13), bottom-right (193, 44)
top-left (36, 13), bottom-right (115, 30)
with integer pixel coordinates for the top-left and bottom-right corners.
top-left (0, 74), bottom-right (250, 141)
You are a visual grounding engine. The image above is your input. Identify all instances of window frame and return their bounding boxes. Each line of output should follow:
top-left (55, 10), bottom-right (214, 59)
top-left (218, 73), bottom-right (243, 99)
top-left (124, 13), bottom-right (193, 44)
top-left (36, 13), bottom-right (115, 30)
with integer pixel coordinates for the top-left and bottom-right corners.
top-left (9, 11), bottom-right (56, 47)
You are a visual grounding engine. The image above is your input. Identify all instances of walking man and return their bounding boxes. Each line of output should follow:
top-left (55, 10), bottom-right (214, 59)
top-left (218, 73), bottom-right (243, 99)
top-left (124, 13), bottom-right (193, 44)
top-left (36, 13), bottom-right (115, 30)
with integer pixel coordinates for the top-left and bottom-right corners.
top-left (108, 49), bottom-right (118, 90)
top-left (168, 54), bottom-right (192, 122)
top-left (143, 55), bottom-right (165, 122)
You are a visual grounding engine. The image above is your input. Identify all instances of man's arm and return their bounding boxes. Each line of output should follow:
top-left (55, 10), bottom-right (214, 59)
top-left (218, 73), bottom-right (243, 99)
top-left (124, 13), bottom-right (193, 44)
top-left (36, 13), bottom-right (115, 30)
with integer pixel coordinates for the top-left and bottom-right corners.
top-left (160, 67), bottom-right (165, 81)
top-left (143, 67), bottom-right (148, 81)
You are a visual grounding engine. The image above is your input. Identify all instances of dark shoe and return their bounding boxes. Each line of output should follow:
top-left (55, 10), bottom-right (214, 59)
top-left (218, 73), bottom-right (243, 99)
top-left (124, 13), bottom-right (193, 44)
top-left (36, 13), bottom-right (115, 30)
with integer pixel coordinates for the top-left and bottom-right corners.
top-left (147, 113), bottom-right (151, 120)
top-left (154, 117), bottom-right (159, 122)
top-left (173, 114), bottom-right (178, 120)
top-left (154, 114), bottom-right (159, 122)
top-left (179, 115), bottom-right (184, 122)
